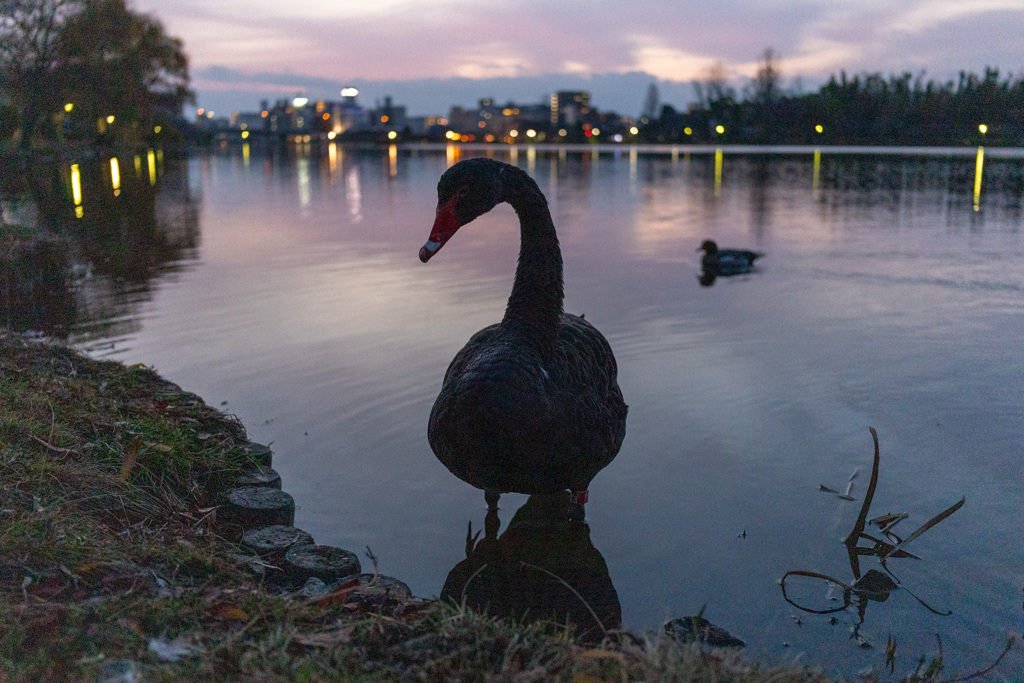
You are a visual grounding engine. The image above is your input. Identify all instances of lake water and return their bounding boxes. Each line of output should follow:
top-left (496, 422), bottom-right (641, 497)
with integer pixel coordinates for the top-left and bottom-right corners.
top-left (6, 144), bottom-right (1023, 677)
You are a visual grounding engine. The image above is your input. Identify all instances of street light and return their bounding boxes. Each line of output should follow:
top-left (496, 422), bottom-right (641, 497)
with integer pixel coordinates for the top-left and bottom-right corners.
top-left (978, 124), bottom-right (988, 134)
top-left (64, 103), bottom-right (74, 113)
top-left (715, 125), bottom-right (725, 134)
top-left (815, 124), bottom-right (824, 133)
top-left (106, 115), bottom-right (115, 124)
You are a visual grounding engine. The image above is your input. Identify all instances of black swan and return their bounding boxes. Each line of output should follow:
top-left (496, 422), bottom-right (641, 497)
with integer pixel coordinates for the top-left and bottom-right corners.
top-left (419, 158), bottom-right (627, 518)
top-left (697, 239), bottom-right (763, 275)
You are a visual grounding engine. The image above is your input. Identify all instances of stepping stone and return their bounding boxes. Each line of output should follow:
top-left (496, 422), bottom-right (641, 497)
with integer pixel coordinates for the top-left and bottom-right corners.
top-left (235, 466), bottom-right (282, 490)
top-left (665, 616), bottom-right (745, 648)
top-left (219, 487), bottom-right (294, 535)
top-left (241, 525), bottom-right (314, 560)
top-left (358, 574), bottom-right (412, 599)
top-left (285, 544), bottom-right (361, 585)
top-left (247, 443), bottom-right (273, 468)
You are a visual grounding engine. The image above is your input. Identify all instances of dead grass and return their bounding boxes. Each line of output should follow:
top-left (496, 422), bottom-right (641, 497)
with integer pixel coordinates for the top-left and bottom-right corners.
top-left (3, 330), bottom-right (1005, 682)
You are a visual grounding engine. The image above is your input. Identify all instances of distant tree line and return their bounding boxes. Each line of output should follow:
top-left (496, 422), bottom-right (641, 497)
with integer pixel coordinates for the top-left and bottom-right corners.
top-left (0, 0), bottom-right (193, 149)
top-left (643, 51), bottom-right (1024, 146)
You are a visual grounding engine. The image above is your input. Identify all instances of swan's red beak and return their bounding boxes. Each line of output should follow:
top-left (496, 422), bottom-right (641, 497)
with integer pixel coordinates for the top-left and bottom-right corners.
top-left (420, 197), bottom-right (461, 263)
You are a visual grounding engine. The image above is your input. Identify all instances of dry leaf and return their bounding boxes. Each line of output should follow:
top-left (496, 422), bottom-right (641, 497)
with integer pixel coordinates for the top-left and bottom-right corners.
top-left (294, 628), bottom-right (354, 648)
top-left (148, 636), bottom-right (196, 662)
top-left (119, 438), bottom-right (141, 481)
top-left (210, 604), bottom-right (249, 621)
top-left (577, 649), bottom-right (620, 661)
top-left (573, 674), bottom-right (610, 683)
top-left (145, 442), bottom-right (172, 453)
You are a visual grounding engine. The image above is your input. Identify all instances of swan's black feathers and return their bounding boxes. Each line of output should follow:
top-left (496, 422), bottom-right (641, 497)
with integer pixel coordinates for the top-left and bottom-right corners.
top-left (424, 159), bottom-right (627, 497)
top-left (428, 313), bottom-right (627, 494)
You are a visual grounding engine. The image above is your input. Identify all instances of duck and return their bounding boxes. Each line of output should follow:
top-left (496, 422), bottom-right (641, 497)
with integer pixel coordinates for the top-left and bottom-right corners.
top-left (697, 239), bottom-right (763, 275)
top-left (419, 158), bottom-right (627, 519)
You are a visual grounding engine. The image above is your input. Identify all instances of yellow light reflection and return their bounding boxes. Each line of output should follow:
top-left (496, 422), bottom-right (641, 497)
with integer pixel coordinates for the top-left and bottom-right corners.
top-left (389, 144), bottom-right (398, 177)
top-left (147, 150), bottom-right (157, 185)
top-left (714, 148), bottom-right (723, 195)
top-left (134, 155), bottom-right (141, 176)
top-left (812, 148), bottom-right (821, 197)
top-left (446, 143), bottom-right (459, 167)
top-left (110, 157), bottom-right (120, 195)
top-left (328, 142), bottom-right (338, 173)
top-left (243, 142), bottom-right (250, 166)
top-left (70, 163), bottom-right (82, 206)
top-left (973, 146), bottom-right (984, 211)
top-left (75, 206), bottom-right (83, 218)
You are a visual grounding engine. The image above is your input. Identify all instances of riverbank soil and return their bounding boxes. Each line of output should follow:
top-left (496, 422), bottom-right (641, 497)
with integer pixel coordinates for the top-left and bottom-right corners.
top-left (0, 330), bottom-right (928, 681)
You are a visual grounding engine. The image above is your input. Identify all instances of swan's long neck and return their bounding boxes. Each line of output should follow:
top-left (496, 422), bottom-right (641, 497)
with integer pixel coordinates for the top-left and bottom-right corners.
top-left (500, 169), bottom-right (564, 359)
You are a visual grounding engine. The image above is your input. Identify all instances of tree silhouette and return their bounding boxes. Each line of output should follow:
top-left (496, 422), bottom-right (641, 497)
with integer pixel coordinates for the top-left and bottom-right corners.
top-left (1, 0), bottom-right (193, 147)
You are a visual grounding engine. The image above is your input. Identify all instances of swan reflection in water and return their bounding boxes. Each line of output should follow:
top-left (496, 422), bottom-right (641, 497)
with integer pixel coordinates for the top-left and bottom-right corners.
top-left (441, 492), bottom-right (621, 643)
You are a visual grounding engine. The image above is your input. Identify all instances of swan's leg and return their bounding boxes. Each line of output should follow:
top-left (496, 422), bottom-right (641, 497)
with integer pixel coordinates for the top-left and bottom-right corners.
top-left (569, 489), bottom-right (588, 522)
top-left (484, 489), bottom-right (500, 513)
top-left (484, 507), bottom-right (500, 540)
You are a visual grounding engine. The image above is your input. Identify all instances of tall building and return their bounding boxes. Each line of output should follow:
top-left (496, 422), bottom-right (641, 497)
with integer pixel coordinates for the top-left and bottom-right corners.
top-left (551, 91), bottom-right (590, 126)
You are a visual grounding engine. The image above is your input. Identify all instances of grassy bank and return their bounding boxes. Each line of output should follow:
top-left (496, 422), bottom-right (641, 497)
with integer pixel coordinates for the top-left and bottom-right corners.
top-left (0, 330), bottom-right (985, 681)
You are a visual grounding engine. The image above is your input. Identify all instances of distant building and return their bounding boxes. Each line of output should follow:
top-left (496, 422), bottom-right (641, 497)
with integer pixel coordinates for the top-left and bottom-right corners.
top-left (369, 96), bottom-right (407, 133)
top-left (551, 91), bottom-right (590, 126)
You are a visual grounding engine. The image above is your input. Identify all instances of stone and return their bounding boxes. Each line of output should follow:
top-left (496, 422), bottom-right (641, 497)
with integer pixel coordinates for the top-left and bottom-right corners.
top-left (284, 544), bottom-right (361, 584)
top-left (234, 466), bottom-right (282, 490)
top-left (665, 616), bottom-right (745, 648)
top-left (218, 487), bottom-right (294, 535)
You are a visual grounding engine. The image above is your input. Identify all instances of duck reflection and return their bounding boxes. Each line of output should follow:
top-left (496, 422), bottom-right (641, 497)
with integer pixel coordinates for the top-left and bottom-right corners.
top-left (441, 492), bottom-right (620, 642)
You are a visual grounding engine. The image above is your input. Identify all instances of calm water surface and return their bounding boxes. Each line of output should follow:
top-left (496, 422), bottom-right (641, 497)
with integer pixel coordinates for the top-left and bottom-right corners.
top-left (22, 145), bottom-right (1024, 676)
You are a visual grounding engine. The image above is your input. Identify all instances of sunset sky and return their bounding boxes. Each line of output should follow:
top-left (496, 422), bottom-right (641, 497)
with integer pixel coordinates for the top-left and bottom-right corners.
top-left (131, 0), bottom-right (1024, 118)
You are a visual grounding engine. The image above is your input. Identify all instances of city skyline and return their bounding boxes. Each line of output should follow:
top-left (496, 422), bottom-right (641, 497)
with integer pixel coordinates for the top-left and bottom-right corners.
top-left (132, 0), bottom-right (1024, 117)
